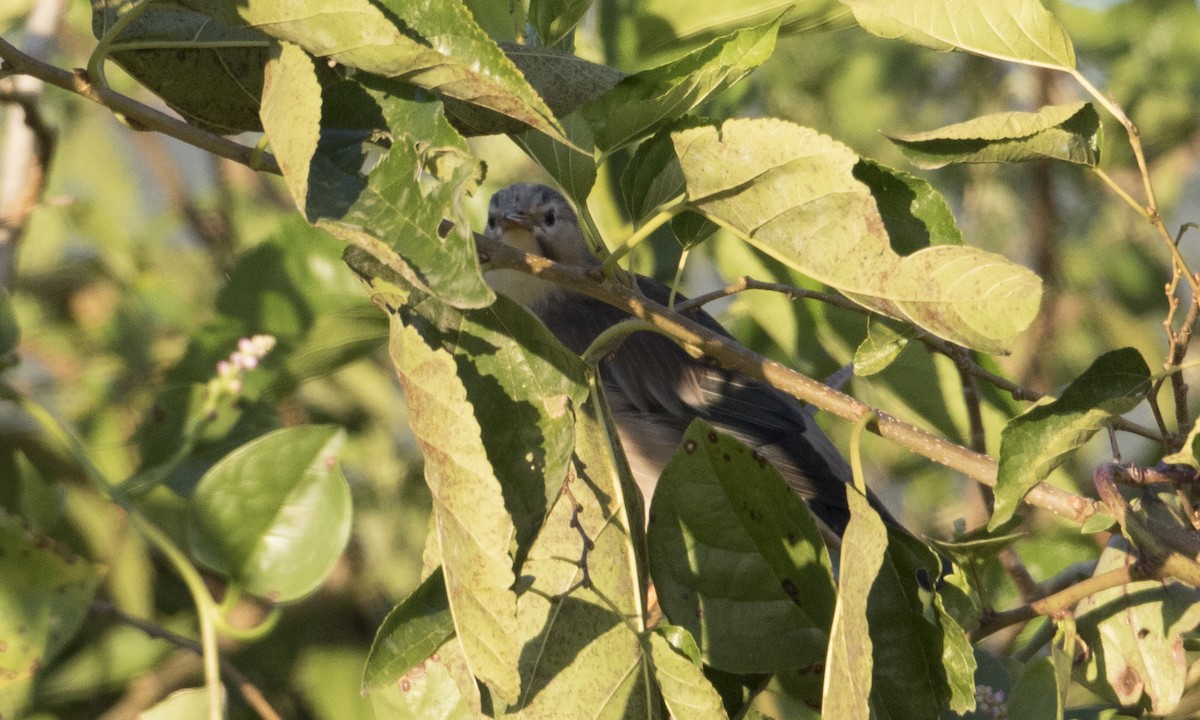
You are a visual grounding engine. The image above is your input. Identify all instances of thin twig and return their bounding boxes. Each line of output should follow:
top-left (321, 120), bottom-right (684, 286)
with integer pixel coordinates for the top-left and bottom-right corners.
top-left (0, 37), bottom-right (280, 175)
top-left (676, 272), bottom-right (1164, 443)
top-left (91, 601), bottom-right (284, 720)
top-left (971, 564), bottom-right (1141, 643)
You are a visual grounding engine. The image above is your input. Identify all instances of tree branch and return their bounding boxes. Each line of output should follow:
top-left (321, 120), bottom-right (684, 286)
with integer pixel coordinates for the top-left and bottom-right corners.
top-left (474, 234), bottom-right (1101, 526)
top-left (91, 601), bottom-right (284, 720)
top-left (0, 37), bottom-right (280, 175)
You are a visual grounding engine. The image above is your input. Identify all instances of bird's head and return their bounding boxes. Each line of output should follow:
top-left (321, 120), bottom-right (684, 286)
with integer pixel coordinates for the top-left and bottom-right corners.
top-left (484, 184), bottom-right (595, 266)
top-left (483, 184), bottom-right (598, 309)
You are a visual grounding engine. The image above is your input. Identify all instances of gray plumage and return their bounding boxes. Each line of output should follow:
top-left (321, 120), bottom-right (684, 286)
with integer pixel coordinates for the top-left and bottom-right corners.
top-left (484, 183), bottom-right (895, 536)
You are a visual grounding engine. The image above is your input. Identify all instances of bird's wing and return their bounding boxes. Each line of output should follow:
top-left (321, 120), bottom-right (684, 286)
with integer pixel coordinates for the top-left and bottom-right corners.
top-left (536, 275), bottom-right (864, 534)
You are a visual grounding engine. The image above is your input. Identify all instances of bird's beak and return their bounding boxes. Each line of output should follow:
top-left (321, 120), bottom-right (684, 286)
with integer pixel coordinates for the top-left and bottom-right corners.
top-left (501, 213), bottom-right (532, 231)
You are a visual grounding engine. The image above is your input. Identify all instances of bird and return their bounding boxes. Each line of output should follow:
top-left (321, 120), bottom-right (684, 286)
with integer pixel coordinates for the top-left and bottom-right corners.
top-left (482, 182), bottom-right (899, 537)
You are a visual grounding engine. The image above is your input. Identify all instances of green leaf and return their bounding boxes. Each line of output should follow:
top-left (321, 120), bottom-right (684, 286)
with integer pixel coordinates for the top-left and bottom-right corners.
top-left (260, 42), bottom-right (322, 214)
top-left (443, 44), bottom-right (624, 138)
top-left (92, 0), bottom-right (270, 134)
top-left (1006, 657), bottom-right (1060, 720)
top-left (841, 0), bottom-right (1076, 70)
top-left (364, 568), bottom-right (456, 692)
top-left (582, 18), bottom-right (781, 153)
top-left (888, 103), bottom-right (1101, 168)
top-left (1076, 536), bottom-right (1200, 714)
top-left (649, 630), bottom-right (729, 720)
top-left (388, 321), bottom-right (522, 705)
top-left (187, 425), bottom-right (352, 602)
top-left (601, 0), bottom-right (840, 69)
top-left (529, 0), bottom-right (593, 47)
top-left (935, 573), bottom-right (981, 714)
top-left (0, 289), bottom-right (18, 364)
top-left (621, 128), bottom-right (688, 224)
top-left (185, 0), bottom-right (570, 145)
top-left (314, 93), bottom-right (492, 309)
top-left (673, 118), bottom-right (1042, 353)
top-left (648, 420), bottom-right (835, 673)
top-left (853, 321), bottom-right (914, 377)
top-left (0, 512), bottom-right (104, 688)
top-left (361, 254), bottom-right (589, 557)
top-left (138, 687), bottom-right (220, 719)
top-left (822, 486), bottom-right (885, 720)
top-left (511, 111), bottom-right (598, 203)
top-left (851, 158), bottom-right (963, 253)
top-left (366, 637), bottom-right (476, 720)
top-left (991, 348), bottom-right (1151, 529)
top-left (861, 531), bottom-right (947, 718)
top-left (509, 369), bottom-right (653, 716)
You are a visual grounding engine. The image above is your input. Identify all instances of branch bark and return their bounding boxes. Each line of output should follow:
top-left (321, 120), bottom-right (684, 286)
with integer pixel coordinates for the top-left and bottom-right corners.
top-left (0, 37), bottom-right (280, 175)
top-left (472, 233), bottom-right (1101, 526)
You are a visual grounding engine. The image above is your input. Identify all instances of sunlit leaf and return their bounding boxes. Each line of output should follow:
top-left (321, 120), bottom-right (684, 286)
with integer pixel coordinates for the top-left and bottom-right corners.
top-left (888, 103), bottom-right (1101, 168)
top-left (673, 118), bottom-right (1042, 353)
top-left (510, 370), bottom-right (652, 716)
top-left (649, 629), bottom-right (729, 719)
top-left (1077, 536), bottom-right (1200, 714)
top-left (138, 687), bottom-right (221, 719)
top-left (364, 568), bottom-right (455, 692)
top-left (822, 485), bottom-right (884, 720)
top-left (841, 0), bottom-right (1076, 70)
top-left (388, 321), bottom-right (522, 704)
top-left (355, 247), bottom-right (588, 556)
top-left (261, 42), bottom-right (322, 213)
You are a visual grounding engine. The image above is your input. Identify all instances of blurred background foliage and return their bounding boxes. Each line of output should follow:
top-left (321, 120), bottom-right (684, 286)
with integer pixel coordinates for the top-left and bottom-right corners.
top-left (3, 0), bottom-right (1199, 716)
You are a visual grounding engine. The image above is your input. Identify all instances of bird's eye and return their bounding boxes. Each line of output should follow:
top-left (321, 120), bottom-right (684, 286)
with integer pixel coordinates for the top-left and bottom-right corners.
top-left (486, 215), bottom-right (496, 229)
top-left (544, 208), bottom-right (557, 227)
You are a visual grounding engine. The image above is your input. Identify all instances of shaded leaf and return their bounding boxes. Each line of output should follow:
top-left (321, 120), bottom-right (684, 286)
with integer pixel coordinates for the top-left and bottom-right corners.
top-left (313, 92), bottom-right (492, 308)
top-left (356, 247), bottom-right (588, 558)
top-left (888, 103), bottom-right (1101, 168)
top-left (822, 486), bottom-right (885, 720)
top-left (510, 370), bottom-right (653, 717)
top-left (583, 19), bottom-right (780, 153)
top-left (1076, 536), bottom-right (1200, 714)
top-left (511, 111), bottom-right (598, 203)
top-left (649, 630), bottom-right (728, 720)
top-left (673, 118), bottom-right (1042, 353)
top-left (529, 0), bottom-right (593, 48)
top-left (0, 513), bottom-right (103, 688)
top-left (187, 425), bottom-right (352, 602)
top-left (852, 158), bottom-right (963, 253)
top-left (364, 568), bottom-right (455, 692)
top-left (92, 0), bottom-right (270, 134)
top-left (0, 289), bottom-right (18, 363)
top-left (841, 0), bottom-right (1076, 70)
top-left (444, 44), bottom-right (624, 138)
top-left (183, 0), bottom-right (570, 145)
top-left (1006, 657), bottom-right (1060, 720)
top-left (991, 348), bottom-right (1151, 528)
top-left (648, 420), bottom-right (835, 673)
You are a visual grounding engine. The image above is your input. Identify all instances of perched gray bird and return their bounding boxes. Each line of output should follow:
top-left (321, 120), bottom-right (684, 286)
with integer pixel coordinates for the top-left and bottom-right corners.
top-left (483, 183), bottom-right (897, 536)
